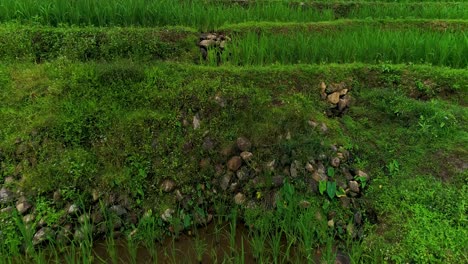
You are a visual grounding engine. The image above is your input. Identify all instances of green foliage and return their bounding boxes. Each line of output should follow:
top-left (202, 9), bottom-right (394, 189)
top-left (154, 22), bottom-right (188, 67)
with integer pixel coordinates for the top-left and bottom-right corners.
top-left (0, 25), bottom-right (197, 63)
top-left (0, 0), bottom-right (466, 29)
top-left (326, 181), bottom-right (337, 199)
top-left (222, 27), bottom-right (467, 67)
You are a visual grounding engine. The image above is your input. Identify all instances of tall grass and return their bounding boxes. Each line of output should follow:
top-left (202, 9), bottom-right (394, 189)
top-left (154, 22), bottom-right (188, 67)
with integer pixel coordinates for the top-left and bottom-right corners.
top-left (221, 27), bottom-right (468, 67)
top-left (0, 0), bottom-right (466, 30)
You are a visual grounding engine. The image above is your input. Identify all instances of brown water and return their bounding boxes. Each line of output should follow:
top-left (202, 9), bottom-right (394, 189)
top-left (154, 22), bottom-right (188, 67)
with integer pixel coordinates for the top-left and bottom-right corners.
top-left (93, 222), bottom-right (256, 264)
top-left (92, 222), bottom-right (348, 264)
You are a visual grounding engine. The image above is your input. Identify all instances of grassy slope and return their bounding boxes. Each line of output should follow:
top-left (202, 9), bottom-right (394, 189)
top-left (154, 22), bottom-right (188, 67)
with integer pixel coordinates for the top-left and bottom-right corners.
top-left (0, 61), bottom-right (466, 262)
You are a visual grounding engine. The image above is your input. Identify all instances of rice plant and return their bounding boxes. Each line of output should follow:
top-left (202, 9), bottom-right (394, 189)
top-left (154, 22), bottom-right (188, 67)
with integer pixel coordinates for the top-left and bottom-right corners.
top-left (221, 27), bottom-right (467, 67)
top-left (0, 0), bottom-right (466, 29)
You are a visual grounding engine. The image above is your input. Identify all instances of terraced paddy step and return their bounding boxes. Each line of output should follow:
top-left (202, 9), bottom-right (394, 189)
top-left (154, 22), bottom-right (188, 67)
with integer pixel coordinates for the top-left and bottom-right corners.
top-left (0, 61), bottom-right (466, 262)
top-left (0, 0), bottom-right (467, 29)
top-left (1, 20), bottom-right (466, 67)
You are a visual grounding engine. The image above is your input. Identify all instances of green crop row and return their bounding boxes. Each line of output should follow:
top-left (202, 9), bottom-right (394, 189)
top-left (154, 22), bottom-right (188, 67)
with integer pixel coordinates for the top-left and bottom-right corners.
top-left (1, 21), bottom-right (466, 68)
top-left (219, 26), bottom-right (467, 68)
top-left (0, 0), bottom-right (466, 30)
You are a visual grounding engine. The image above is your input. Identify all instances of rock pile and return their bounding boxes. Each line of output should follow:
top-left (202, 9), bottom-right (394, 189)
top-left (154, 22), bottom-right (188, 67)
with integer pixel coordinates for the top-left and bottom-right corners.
top-left (214, 136), bottom-right (370, 214)
top-left (198, 33), bottom-right (231, 60)
top-left (320, 81), bottom-right (351, 116)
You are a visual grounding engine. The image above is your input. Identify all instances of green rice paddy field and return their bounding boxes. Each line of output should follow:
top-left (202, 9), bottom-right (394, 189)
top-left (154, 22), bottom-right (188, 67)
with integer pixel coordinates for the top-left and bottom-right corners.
top-left (0, 1), bottom-right (467, 263)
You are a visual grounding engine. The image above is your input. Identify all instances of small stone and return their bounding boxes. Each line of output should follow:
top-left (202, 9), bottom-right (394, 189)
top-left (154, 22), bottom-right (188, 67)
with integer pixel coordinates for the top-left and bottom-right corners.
top-left (220, 173), bottom-right (232, 191)
top-left (227, 156), bottom-right (242, 171)
top-left (348, 181), bottom-right (360, 193)
top-left (240, 151), bottom-right (253, 162)
top-left (91, 190), bottom-right (101, 202)
top-left (194, 213), bottom-right (213, 226)
top-left (193, 114), bottom-right (201, 130)
top-left (236, 137), bottom-right (252, 152)
top-left (305, 162), bottom-right (315, 173)
top-left (23, 214), bottom-right (35, 224)
top-left (199, 158), bottom-right (211, 169)
top-left (175, 190), bottom-right (184, 202)
top-left (331, 157), bottom-right (340, 168)
top-left (234, 193), bottom-right (246, 205)
top-left (229, 182), bottom-right (239, 193)
top-left (220, 144), bottom-right (235, 157)
top-left (356, 170), bottom-right (369, 181)
top-left (308, 120), bottom-right (318, 128)
top-left (128, 229), bottom-right (138, 238)
top-left (290, 160), bottom-right (301, 178)
top-left (265, 160), bottom-right (276, 171)
top-left (0, 188), bottom-right (14, 204)
top-left (272, 175), bottom-right (284, 187)
top-left (327, 219), bottom-right (335, 228)
top-left (37, 218), bottom-right (46, 227)
top-left (315, 211), bottom-right (323, 221)
top-left (236, 167), bottom-right (248, 181)
top-left (219, 41), bottom-right (226, 49)
top-left (338, 97), bottom-right (350, 111)
top-left (161, 208), bottom-right (174, 222)
top-left (320, 81), bottom-right (327, 91)
top-left (340, 197), bottom-right (351, 209)
top-left (339, 89), bottom-right (348, 95)
top-left (53, 191), bottom-right (62, 202)
top-left (16, 201), bottom-right (32, 215)
top-left (33, 227), bottom-right (53, 245)
top-left (4, 176), bottom-right (14, 184)
top-left (73, 229), bottom-right (85, 241)
top-left (78, 214), bottom-right (90, 224)
top-left (337, 152), bottom-right (344, 160)
top-left (312, 171), bottom-right (327, 182)
top-left (299, 200), bottom-right (311, 208)
top-left (1, 206), bottom-right (13, 213)
top-left (327, 92), bottom-right (340, 104)
top-left (320, 123), bottom-right (328, 134)
top-left (342, 168), bottom-right (354, 180)
top-left (112, 218), bottom-right (123, 230)
top-left (67, 204), bottom-right (79, 215)
top-left (214, 95), bottom-right (226, 107)
top-left (320, 82), bottom-right (327, 99)
top-left (354, 211), bottom-right (362, 225)
top-left (161, 179), bottom-right (176, 193)
top-left (110, 205), bottom-right (127, 217)
top-left (199, 39), bottom-right (216, 48)
top-left (202, 137), bottom-right (215, 151)
top-left (346, 223), bottom-right (355, 237)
